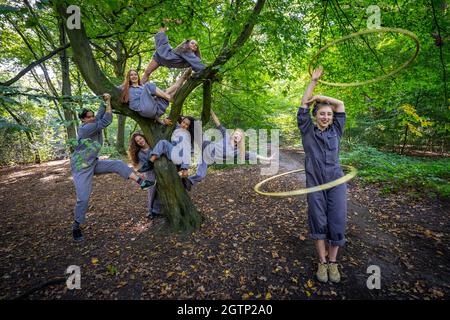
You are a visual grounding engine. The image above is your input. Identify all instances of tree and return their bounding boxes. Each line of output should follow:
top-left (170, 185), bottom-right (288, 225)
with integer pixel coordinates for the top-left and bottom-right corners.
top-left (53, 0), bottom-right (266, 232)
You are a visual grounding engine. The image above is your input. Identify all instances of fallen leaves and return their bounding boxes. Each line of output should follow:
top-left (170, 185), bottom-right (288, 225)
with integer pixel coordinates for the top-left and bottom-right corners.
top-left (1, 149), bottom-right (449, 300)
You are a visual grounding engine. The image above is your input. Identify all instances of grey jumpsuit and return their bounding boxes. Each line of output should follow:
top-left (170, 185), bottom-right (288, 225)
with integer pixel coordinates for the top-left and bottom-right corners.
top-left (188, 125), bottom-right (257, 185)
top-left (71, 105), bottom-right (133, 224)
top-left (138, 149), bottom-right (161, 216)
top-left (128, 82), bottom-right (169, 119)
top-left (149, 128), bottom-right (191, 170)
top-left (153, 31), bottom-right (205, 72)
top-left (297, 107), bottom-right (347, 247)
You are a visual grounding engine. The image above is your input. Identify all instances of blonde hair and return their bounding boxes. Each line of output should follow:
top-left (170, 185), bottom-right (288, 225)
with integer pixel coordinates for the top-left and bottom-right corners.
top-left (231, 129), bottom-right (246, 162)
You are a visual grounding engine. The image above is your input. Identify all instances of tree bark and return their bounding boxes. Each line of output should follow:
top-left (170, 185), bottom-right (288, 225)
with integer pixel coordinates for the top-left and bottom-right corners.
top-left (59, 19), bottom-right (77, 153)
top-left (53, 0), bottom-right (266, 232)
top-left (201, 80), bottom-right (212, 124)
top-left (116, 114), bottom-right (127, 154)
top-left (53, 1), bottom-right (202, 232)
top-left (400, 124), bottom-right (408, 155)
top-left (112, 40), bottom-right (127, 155)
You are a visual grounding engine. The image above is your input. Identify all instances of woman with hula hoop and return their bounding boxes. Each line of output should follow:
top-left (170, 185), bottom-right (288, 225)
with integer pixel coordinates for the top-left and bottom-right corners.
top-left (297, 66), bottom-right (347, 283)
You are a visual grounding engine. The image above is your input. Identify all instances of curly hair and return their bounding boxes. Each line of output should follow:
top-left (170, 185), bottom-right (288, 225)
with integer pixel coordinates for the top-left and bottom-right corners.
top-left (128, 132), bottom-right (148, 168)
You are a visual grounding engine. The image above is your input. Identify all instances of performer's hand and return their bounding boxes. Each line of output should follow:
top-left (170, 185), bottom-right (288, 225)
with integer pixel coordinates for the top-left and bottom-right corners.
top-left (163, 118), bottom-right (172, 126)
top-left (306, 95), bottom-right (326, 104)
top-left (102, 93), bottom-right (111, 102)
top-left (163, 18), bottom-right (182, 26)
top-left (311, 66), bottom-right (324, 81)
top-left (181, 169), bottom-right (188, 177)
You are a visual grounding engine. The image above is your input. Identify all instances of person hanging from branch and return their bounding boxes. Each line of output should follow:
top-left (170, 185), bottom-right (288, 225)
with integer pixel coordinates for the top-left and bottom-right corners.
top-left (120, 68), bottom-right (191, 125)
top-left (70, 94), bottom-right (155, 242)
top-left (141, 26), bottom-right (205, 84)
top-left (297, 66), bottom-right (347, 283)
top-left (128, 132), bottom-right (163, 220)
top-left (183, 109), bottom-right (276, 190)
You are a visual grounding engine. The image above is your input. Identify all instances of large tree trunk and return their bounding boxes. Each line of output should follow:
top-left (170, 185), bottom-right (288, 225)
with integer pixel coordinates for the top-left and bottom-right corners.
top-left (54, 1), bottom-right (203, 232)
top-left (116, 114), bottom-right (127, 155)
top-left (112, 42), bottom-right (127, 155)
top-left (59, 19), bottom-right (77, 152)
top-left (54, 0), bottom-right (265, 232)
top-left (140, 122), bottom-right (203, 231)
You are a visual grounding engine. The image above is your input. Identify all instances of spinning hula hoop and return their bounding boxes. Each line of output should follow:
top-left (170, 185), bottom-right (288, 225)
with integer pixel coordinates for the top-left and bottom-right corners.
top-left (254, 165), bottom-right (357, 197)
top-left (308, 28), bottom-right (420, 87)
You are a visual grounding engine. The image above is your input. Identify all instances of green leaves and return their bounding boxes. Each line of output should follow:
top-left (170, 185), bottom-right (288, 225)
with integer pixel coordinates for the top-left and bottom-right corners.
top-left (0, 118), bottom-right (29, 132)
top-left (342, 144), bottom-right (450, 198)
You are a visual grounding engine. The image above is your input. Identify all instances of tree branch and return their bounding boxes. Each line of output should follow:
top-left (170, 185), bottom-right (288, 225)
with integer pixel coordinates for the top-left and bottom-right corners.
top-left (201, 80), bottom-right (212, 124)
top-left (0, 44), bottom-right (69, 86)
top-left (167, 0), bottom-right (266, 127)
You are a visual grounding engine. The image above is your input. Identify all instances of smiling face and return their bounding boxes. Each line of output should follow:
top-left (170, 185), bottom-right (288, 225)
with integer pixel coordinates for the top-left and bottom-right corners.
top-left (134, 134), bottom-right (148, 148)
top-left (180, 118), bottom-right (191, 130)
top-left (315, 105), bottom-right (334, 130)
top-left (189, 40), bottom-right (199, 52)
top-left (129, 70), bottom-right (139, 85)
top-left (231, 130), bottom-right (244, 144)
top-left (82, 111), bottom-right (95, 124)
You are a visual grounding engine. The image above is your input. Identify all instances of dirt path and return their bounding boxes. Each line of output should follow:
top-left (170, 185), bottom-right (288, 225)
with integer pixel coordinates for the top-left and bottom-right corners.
top-left (0, 149), bottom-right (448, 300)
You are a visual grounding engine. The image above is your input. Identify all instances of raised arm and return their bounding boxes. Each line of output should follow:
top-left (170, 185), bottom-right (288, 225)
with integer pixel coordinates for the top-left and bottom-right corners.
top-left (210, 109), bottom-right (221, 127)
top-left (306, 95), bottom-right (345, 113)
top-left (180, 51), bottom-right (205, 72)
top-left (79, 94), bottom-right (113, 137)
top-left (103, 93), bottom-right (113, 114)
top-left (301, 66), bottom-right (323, 108)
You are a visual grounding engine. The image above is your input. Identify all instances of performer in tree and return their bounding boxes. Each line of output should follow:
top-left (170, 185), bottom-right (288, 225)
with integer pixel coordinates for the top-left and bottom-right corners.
top-left (141, 26), bottom-right (205, 84)
top-left (184, 110), bottom-right (275, 190)
top-left (128, 132), bottom-right (163, 220)
top-left (297, 66), bottom-right (347, 283)
top-left (71, 94), bottom-right (155, 242)
top-left (138, 117), bottom-right (193, 179)
top-left (120, 68), bottom-right (191, 124)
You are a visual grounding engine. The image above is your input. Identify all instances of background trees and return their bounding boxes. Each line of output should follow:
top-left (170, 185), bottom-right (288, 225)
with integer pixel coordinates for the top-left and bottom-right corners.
top-left (0, 0), bottom-right (448, 198)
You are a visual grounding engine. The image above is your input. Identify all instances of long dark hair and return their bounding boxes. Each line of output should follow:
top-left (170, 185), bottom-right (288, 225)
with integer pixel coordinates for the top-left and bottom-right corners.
top-left (120, 69), bottom-right (141, 103)
top-left (174, 40), bottom-right (202, 58)
top-left (128, 132), bottom-right (148, 168)
top-left (178, 115), bottom-right (197, 147)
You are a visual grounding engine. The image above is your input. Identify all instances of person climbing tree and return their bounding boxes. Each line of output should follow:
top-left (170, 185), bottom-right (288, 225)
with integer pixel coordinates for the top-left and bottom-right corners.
top-left (70, 94), bottom-right (155, 242)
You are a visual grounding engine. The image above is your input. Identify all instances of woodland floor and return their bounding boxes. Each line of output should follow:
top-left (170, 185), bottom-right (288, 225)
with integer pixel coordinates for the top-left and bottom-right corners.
top-left (0, 148), bottom-right (449, 300)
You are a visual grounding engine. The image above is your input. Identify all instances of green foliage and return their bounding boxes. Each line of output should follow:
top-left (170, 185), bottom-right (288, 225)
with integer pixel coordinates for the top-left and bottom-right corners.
top-left (0, 0), bottom-right (448, 199)
top-left (0, 118), bottom-right (29, 132)
top-left (341, 144), bottom-right (450, 198)
top-left (71, 138), bottom-right (102, 171)
top-left (99, 145), bottom-right (124, 160)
